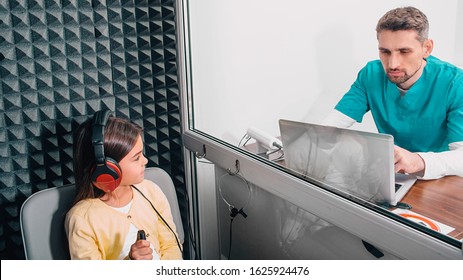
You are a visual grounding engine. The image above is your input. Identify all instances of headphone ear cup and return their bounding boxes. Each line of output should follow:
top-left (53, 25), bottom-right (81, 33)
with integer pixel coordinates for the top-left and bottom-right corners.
top-left (92, 157), bottom-right (122, 193)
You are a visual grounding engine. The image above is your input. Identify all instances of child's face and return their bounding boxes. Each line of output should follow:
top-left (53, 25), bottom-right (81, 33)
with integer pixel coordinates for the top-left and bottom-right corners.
top-left (118, 135), bottom-right (148, 187)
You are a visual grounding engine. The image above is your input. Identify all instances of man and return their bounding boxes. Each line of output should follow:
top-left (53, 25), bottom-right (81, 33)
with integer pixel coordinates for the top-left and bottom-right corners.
top-left (323, 6), bottom-right (463, 180)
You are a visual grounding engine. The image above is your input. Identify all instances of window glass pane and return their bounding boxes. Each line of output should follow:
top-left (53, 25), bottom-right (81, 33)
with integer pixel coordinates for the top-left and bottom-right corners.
top-left (183, 0), bottom-right (463, 248)
top-left (187, 0), bottom-right (459, 139)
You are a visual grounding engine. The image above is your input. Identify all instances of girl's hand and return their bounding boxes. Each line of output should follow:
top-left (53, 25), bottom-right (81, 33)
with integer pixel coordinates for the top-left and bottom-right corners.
top-left (129, 240), bottom-right (153, 260)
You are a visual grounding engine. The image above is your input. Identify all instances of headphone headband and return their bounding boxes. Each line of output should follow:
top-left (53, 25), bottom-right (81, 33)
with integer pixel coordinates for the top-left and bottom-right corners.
top-left (92, 110), bottom-right (112, 164)
top-left (90, 110), bottom-right (122, 192)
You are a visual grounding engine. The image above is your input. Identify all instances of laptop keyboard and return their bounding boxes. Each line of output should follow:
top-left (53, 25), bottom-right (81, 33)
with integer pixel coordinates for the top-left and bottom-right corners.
top-left (395, 183), bottom-right (403, 192)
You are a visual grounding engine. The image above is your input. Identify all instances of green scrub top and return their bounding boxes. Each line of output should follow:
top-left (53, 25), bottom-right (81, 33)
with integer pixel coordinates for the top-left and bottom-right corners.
top-left (335, 56), bottom-right (463, 153)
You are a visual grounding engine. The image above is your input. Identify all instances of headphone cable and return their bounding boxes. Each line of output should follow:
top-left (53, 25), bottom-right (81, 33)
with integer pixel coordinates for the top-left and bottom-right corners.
top-left (132, 185), bottom-right (183, 255)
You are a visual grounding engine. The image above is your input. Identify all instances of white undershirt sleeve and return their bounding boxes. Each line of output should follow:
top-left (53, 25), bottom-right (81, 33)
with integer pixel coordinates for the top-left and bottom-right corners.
top-left (417, 142), bottom-right (463, 180)
top-left (321, 109), bottom-right (356, 128)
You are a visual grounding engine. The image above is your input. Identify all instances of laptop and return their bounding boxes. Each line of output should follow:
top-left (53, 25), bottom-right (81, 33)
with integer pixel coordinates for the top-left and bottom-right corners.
top-left (278, 119), bottom-right (417, 207)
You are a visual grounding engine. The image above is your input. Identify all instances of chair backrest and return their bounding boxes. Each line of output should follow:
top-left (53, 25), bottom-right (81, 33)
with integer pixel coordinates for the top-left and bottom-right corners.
top-left (20, 167), bottom-right (184, 259)
top-left (20, 184), bottom-right (76, 260)
top-left (144, 167), bottom-right (185, 244)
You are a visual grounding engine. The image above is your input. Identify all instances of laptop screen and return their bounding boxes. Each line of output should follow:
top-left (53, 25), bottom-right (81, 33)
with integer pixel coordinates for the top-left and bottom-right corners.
top-left (279, 119), bottom-right (394, 204)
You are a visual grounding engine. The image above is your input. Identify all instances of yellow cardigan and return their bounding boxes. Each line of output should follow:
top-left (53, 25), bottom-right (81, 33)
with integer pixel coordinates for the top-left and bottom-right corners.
top-left (65, 179), bottom-right (182, 260)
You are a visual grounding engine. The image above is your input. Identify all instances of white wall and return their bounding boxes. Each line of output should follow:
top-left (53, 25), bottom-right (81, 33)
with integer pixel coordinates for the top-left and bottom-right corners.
top-left (456, 0), bottom-right (463, 68)
top-left (188, 0), bottom-right (459, 144)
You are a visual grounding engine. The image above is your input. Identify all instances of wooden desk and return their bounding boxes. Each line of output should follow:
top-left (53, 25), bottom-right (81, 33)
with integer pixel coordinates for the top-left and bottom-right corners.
top-left (402, 176), bottom-right (463, 240)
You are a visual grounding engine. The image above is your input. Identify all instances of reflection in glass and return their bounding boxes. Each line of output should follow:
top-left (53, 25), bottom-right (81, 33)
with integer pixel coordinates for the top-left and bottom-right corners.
top-left (216, 166), bottom-right (399, 259)
top-left (281, 122), bottom-right (390, 204)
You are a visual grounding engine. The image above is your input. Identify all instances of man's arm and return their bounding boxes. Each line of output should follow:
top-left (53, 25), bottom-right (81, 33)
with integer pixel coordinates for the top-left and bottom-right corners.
top-left (416, 142), bottom-right (463, 180)
top-left (324, 109), bottom-right (463, 180)
top-left (321, 109), bottom-right (356, 128)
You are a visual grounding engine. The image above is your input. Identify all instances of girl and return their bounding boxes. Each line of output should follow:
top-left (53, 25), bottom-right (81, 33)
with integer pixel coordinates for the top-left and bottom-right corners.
top-left (65, 110), bottom-right (182, 260)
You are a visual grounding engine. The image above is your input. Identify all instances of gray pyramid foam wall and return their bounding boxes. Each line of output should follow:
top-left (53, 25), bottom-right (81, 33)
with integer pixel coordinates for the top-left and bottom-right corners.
top-left (0, 0), bottom-right (186, 259)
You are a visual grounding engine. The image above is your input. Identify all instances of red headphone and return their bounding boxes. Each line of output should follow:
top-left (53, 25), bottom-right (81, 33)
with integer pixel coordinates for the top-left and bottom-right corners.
top-left (90, 110), bottom-right (122, 192)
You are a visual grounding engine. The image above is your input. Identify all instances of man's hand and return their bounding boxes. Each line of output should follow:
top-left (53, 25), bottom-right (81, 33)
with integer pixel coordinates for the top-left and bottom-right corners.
top-left (394, 145), bottom-right (425, 175)
top-left (129, 240), bottom-right (153, 260)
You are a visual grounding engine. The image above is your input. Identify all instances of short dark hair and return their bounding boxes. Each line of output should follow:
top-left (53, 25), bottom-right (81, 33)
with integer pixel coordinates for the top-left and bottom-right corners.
top-left (376, 6), bottom-right (429, 43)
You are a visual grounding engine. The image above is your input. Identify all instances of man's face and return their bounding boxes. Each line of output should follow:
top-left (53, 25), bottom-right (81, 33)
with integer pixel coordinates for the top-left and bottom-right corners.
top-left (378, 30), bottom-right (433, 89)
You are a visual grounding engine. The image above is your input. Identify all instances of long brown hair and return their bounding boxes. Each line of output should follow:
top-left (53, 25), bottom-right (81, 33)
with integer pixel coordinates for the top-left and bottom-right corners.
top-left (72, 115), bottom-right (143, 204)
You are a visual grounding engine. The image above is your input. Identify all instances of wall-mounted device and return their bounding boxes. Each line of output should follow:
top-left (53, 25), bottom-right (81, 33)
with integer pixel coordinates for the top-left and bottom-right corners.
top-left (246, 127), bottom-right (282, 156)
